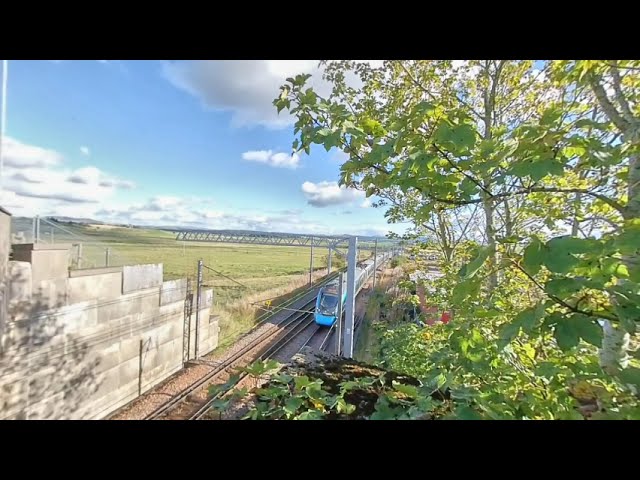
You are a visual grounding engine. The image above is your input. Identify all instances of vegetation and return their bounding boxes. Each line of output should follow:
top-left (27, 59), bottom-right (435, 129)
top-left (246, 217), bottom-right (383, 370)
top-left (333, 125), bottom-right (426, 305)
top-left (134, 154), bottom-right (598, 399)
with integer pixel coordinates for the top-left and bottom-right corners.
top-left (230, 357), bottom-right (461, 420)
top-left (271, 60), bottom-right (640, 419)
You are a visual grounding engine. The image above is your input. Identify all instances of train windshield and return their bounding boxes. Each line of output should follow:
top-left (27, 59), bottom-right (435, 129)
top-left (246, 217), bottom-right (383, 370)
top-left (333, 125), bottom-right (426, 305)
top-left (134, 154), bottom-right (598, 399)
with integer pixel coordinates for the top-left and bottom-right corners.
top-left (319, 294), bottom-right (339, 314)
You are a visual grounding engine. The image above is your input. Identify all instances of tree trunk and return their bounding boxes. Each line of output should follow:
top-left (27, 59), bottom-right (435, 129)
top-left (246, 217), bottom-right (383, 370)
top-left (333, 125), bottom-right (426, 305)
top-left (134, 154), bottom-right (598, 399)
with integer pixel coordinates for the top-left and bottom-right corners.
top-left (571, 192), bottom-right (582, 237)
top-left (483, 192), bottom-right (498, 292)
top-left (599, 320), bottom-right (631, 375)
top-left (435, 210), bottom-right (454, 264)
top-left (587, 72), bottom-right (639, 375)
top-left (482, 61), bottom-right (499, 293)
top-left (601, 150), bottom-right (639, 373)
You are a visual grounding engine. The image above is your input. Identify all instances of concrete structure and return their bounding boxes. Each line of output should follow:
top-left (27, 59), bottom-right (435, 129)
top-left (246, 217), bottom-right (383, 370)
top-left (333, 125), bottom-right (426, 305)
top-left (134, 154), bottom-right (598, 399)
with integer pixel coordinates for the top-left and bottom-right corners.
top-left (0, 207), bottom-right (11, 351)
top-left (0, 210), bottom-right (219, 419)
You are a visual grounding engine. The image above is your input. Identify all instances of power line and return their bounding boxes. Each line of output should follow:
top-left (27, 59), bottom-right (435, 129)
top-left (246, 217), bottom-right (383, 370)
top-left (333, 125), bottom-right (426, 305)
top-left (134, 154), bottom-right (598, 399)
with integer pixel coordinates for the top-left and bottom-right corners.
top-left (202, 264), bottom-right (248, 289)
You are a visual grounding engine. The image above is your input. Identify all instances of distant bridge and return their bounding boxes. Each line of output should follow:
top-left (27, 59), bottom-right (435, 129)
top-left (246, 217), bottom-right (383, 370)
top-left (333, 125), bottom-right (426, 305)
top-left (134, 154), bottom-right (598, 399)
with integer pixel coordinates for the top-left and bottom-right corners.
top-left (170, 229), bottom-right (400, 253)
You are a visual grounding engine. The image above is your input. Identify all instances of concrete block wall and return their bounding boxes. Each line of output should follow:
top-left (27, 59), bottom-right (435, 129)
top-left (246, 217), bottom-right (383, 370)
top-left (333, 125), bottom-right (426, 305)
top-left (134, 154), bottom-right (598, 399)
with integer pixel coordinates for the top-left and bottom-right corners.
top-left (0, 209), bottom-right (12, 349)
top-left (0, 239), bottom-right (220, 420)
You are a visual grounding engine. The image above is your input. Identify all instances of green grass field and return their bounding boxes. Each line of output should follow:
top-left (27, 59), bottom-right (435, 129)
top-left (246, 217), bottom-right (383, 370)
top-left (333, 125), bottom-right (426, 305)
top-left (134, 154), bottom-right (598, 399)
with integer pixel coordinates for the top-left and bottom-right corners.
top-left (11, 219), bottom-right (369, 305)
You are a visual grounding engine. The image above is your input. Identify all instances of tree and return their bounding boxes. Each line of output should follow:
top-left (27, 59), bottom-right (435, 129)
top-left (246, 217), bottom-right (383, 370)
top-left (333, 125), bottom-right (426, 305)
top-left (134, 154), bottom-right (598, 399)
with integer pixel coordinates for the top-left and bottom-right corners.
top-left (274, 60), bottom-right (640, 417)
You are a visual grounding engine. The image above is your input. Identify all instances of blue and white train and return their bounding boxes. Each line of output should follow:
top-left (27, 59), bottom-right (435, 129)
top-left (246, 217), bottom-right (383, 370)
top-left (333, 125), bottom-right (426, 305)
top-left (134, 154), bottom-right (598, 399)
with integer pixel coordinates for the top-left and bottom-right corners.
top-left (314, 251), bottom-right (392, 326)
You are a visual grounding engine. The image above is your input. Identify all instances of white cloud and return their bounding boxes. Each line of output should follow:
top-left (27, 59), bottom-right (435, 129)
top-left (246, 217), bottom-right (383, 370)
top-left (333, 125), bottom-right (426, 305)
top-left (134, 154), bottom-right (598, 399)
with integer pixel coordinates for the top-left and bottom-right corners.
top-left (80, 146), bottom-right (90, 156)
top-left (360, 198), bottom-right (372, 208)
top-left (162, 60), bottom-right (382, 129)
top-left (242, 150), bottom-right (300, 169)
top-left (0, 136), bottom-right (135, 215)
top-left (0, 138), bottom-right (401, 237)
top-left (301, 181), bottom-right (365, 207)
top-left (3, 136), bottom-right (62, 168)
top-left (163, 60), bottom-right (324, 128)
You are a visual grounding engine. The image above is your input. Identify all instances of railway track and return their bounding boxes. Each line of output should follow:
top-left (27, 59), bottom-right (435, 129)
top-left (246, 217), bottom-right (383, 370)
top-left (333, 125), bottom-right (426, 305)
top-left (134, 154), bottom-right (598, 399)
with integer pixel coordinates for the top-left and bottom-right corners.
top-left (105, 270), bottom-right (343, 420)
top-left (190, 311), bottom-right (367, 420)
top-left (136, 264), bottom-right (379, 421)
top-left (189, 313), bottom-right (320, 420)
top-left (145, 299), bottom-right (316, 420)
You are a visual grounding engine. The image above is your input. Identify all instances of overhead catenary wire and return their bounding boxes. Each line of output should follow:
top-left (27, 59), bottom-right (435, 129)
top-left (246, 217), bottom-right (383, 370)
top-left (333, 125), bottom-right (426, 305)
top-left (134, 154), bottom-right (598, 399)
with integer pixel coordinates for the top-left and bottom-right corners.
top-left (202, 264), bottom-right (248, 289)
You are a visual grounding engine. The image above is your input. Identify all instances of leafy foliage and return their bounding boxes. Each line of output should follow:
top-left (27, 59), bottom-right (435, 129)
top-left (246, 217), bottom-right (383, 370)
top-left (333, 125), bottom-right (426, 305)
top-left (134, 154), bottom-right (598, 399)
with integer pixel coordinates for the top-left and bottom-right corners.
top-left (271, 60), bottom-right (640, 419)
top-left (240, 357), bottom-right (458, 420)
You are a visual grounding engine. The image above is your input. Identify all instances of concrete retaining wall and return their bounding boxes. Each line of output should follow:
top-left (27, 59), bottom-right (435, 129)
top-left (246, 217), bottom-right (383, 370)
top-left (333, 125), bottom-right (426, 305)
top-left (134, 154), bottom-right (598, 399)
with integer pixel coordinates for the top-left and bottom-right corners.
top-left (0, 241), bottom-right (219, 419)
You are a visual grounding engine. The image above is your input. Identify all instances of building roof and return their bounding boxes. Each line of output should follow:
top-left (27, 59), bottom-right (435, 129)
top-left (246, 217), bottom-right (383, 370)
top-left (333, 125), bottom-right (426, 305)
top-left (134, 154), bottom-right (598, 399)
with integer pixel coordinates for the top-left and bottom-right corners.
top-left (0, 206), bottom-right (12, 216)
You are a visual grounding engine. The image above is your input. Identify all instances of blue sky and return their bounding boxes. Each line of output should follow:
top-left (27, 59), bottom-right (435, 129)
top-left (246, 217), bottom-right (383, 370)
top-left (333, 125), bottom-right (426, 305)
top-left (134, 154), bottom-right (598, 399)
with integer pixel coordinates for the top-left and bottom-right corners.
top-left (0, 60), bottom-right (407, 237)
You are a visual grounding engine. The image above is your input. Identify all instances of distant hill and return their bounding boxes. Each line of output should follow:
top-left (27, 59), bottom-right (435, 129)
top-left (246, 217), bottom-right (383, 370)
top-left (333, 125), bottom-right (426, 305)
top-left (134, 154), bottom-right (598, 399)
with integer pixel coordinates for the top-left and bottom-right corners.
top-left (48, 216), bottom-right (105, 225)
top-left (9, 216), bottom-right (395, 243)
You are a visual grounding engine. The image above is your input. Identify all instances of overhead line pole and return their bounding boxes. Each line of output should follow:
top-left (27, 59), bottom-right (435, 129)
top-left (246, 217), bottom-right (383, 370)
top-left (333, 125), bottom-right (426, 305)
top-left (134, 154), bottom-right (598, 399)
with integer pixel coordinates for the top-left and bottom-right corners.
top-left (342, 236), bottom-right (357, 359)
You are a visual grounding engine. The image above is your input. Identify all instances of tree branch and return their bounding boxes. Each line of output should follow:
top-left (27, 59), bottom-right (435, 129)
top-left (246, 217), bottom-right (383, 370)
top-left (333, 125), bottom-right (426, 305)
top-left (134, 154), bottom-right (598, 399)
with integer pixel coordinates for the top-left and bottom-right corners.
top-left (411, 185), bottom-right (625, 213)
top-left (609, 62), bottom-right (637, 127)
top-left (512, 261), bottom-right (618, 322)
top-left (432, 144), bottom-right (494, 197)
top-left (603, 62), bottom-right (640, 71)
top-left (588, 73), bottom-right (632, 133)
top-left (398, 61), bottom-right (484, 122)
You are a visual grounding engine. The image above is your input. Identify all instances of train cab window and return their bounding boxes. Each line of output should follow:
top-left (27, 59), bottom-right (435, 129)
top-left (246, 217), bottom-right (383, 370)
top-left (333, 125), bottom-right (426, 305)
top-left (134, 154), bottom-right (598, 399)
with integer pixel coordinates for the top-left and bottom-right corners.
top-left (320, 294), bottom-right (338, 312)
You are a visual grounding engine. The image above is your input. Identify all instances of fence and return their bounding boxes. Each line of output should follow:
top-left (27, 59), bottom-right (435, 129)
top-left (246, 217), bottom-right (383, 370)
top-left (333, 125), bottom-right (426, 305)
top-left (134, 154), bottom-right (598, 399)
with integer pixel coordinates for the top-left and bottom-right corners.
top-left (10, 216), bottom-right (133, 270)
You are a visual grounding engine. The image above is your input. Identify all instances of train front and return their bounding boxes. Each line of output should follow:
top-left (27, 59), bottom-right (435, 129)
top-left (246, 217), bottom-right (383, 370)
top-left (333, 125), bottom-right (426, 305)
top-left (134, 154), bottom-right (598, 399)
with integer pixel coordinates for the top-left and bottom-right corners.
top-left (315, 284), bottom-right (340, 326)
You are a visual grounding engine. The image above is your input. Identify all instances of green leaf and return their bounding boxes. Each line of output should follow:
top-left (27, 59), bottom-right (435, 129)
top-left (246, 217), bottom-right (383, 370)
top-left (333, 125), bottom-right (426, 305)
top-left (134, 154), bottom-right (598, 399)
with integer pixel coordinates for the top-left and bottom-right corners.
top-left (545, 277), bottom-right (586, 297)
top-left (272, 373), bottom-right (294, 384)
top-left (617, 367), bottom-right (640, 390)
top-left (296, 410), bottom-right (324, 420)
top-left (572, 315), bottom-right (603, 347)
top-left (294, 376), bottom-right (312, 390)
top-left (498, 321), bottom-right (522, 350)
top-left (413, 101), bottom-right (436, 116)
top-left (516, 305), bottom-right (544, 332)
top-left (459, 246), bottom-right (490, 279)
top-left (434, 122), bottom-right (477, 154)
top-left (459, 177), bottom-right (479, 196)
top-left (336, 398), bottom-right (356, 415)
top-left (497, 304), bottom-right (544, 349)
top-left (361, 118), bottom-right (385, 137)
top-left (554, 319), bottom-right (581, 351)
top-left (543, 236), bottom-right (595, 274)
top-left (284, 397), bottom-right (304, 416)
top-left (371, 396), bottom-right (403, 420)
top-left (455, 405), bottom-right (483, 420)
top-left (614, 225), bottom-right (640, 255)
top-left (553, 315), bottom-right (602, 350)
top-left (392, 381), bottom-right (419, 399)
top-left (452, 277), bottom-right (481, 303)
top-left (522, 237), bottom-right (546, 275)
top-left (612, 299), bottom-right (640, 334)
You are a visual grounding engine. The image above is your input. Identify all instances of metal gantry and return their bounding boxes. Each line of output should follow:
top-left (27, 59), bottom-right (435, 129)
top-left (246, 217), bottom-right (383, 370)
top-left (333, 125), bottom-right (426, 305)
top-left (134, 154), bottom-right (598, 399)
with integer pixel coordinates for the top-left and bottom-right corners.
top-left (171, 229), bottom-right (395, 251)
